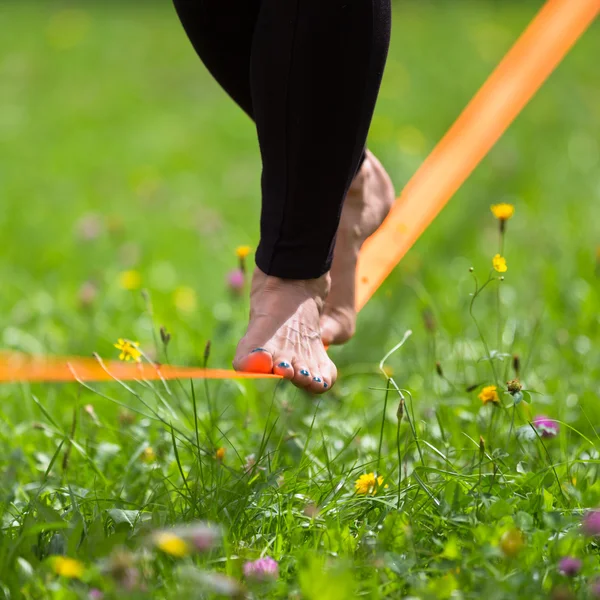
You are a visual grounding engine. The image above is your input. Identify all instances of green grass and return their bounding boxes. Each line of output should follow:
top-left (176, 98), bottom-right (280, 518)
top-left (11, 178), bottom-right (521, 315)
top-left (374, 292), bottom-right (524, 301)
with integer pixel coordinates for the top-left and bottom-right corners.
top-left (1, 1), bottom-right (600, 598)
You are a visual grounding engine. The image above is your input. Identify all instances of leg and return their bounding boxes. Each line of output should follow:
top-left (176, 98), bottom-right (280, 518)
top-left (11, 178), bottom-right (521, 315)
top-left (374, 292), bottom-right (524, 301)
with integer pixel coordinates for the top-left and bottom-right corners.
top-left (233, 0), bottom-right (392, 391)
top-left (252, 0), bottom-right (391, 278)
top-left (320, 150), bottom-right (395, 345)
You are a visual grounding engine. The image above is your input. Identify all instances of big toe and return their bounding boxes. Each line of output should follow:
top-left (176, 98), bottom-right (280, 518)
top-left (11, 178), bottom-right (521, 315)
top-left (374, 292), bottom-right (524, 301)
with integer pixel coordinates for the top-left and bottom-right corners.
top-left (233, 347), bottom-right (274, 374)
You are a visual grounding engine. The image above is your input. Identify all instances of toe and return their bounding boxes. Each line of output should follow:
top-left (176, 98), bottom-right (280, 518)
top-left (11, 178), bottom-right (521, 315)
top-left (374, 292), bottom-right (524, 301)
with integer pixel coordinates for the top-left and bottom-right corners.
top-left (233, 347), bottom-right (273, 374)
top-left (291, 359), bottom-right (313, 389)
top-left (309, 356), bottom-right (337, 394)
top-left (321, 360), bottom-right (338, 392)
top-left (308, 373), bottom-right (326, 394)
top-left (272, 357), bottom-right (294, 379)
top-left (304, 350), bottom-right (333, 394)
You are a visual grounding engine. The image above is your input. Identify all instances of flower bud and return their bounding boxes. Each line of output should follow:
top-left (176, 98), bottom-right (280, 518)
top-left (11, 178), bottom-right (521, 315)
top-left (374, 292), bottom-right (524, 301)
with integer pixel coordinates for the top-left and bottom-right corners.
top-left (507, 379), bottom-right (522, 394)
top-left (203, 340), bottom-right (211, 365)
top-left (397, 398), bottom-right (405, 421)
top-left (422, 308), bottom-right (436, 332)
top-left (512, 354), bottom-right (520, 377)
top-left (160, 326), bottom-right (171, 347)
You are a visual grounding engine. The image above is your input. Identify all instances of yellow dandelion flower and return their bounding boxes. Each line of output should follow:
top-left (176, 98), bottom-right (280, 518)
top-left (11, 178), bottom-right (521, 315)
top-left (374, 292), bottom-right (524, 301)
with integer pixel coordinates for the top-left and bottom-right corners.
top-left (478, 385), bottom-right (499, 405)
top-left (141, 446), bottom-right (156, 462)
top-left (490, 203), bottom-right (514, 221)
top-left (119, 269), bottom-right (142, 290)
top-left (492, 254), bottom-right (507, 273)
top-left (52, 556), bottom-right (84, 579)
top-left (235, 245), bottom-right (252, 259)
top-left (215, 447), bottom-right (226, 460)
top-left (154, 532), bottom-right (190, 558)
top-left (114, 339), bottom-right (142, 363)
top-left (355, 472), bottom-right (386, 495)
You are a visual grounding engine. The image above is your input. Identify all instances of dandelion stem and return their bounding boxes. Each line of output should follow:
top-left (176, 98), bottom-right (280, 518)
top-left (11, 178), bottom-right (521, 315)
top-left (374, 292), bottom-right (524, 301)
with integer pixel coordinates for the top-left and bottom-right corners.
top-left (469, 273), bottom-right (499, 385)
top-left (508, 402), bottom-right (517, 439)
top-left (62, 392), bottom-right (79, 476)
top-left (496, 228), bottom-right (506, 350)
top-left (190, 379), bottom-right (205, 496)
top-left (486, 404), bottom-right (497, 447)
top-left (529, 422), bottom-right (567, 503)
top-left (396, 403), bottom-right (403, 510)
top-left (378, 332), bottom-right (424, 466)
top-left (377, 379), bottom-right (391, 473)
top-left (496, 283), bottom-right (501, 350)
top-left (401, 388), bottom-right (425, 468)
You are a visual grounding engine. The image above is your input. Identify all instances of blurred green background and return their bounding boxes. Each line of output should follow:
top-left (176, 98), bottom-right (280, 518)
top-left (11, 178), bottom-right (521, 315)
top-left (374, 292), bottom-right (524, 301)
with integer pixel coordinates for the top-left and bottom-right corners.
top-left (0, 0), bottom-right (598, 373)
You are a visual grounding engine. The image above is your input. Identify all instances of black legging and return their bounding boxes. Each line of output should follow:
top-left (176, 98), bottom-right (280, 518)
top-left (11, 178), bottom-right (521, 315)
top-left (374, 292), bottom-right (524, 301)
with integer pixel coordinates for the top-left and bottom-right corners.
top-left (173, 0), bottom-right (392, 279)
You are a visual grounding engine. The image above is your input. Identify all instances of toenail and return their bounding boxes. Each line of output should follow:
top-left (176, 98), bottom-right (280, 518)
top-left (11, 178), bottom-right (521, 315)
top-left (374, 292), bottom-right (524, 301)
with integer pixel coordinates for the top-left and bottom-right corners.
top-left (278, 362), bottom-right (290, 368)
top-left (323, 382), bottom-right (328, 388)
top-left (300, 369), bottom-right (310, 377)
top-left (251, 348), bottom-right (267, 353)
top-left (313, 377), bottom-right (322, 383)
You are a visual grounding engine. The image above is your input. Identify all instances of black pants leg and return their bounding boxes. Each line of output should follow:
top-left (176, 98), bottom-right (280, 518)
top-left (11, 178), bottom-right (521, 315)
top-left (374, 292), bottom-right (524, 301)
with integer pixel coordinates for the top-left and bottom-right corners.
top-left (173, 0), bottom-right (391, 279)
top-left (172, 1), bottom-right (259, 118)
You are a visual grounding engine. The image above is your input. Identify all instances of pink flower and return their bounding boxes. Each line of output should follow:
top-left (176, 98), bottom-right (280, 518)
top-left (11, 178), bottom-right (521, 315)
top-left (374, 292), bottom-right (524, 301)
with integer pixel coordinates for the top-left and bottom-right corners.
top-left (582, 510), bottom-right (600, 536)
top-left (227, 269), bottom-right (245, 295)
top-left (189, 523), bottom-right (220, 552)
top-left (76, 213), bottom-right (103, 241)
top-left (121, 567), bottom-right (139, 591)
top-left (558, 557), bottom-right (581, 577)
top-left (243, 454), bottom-right (257, 473)
top-left (78, 281), bottom-right (98, 308)
top-left (165, 522), bottom-right (221, 552)
top-left (532, 415), bottom-right (559, 438)
top-left (243, 556), bottom-right (279, 581)
top-left (89, 590), bottom-right (104, 600)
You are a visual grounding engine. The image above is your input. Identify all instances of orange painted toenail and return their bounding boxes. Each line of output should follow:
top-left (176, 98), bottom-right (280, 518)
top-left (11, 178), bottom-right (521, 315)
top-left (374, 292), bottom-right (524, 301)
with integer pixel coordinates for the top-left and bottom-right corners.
top-left (244, 351), bottom-right (271, 373)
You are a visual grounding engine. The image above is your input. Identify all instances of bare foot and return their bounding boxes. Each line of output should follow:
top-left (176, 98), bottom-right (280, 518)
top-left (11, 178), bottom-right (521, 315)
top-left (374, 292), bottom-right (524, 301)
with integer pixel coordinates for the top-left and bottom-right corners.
top-left (320, 151), bottom-right (395, 345)
top-left (233, 268), bottom-right (337, 393)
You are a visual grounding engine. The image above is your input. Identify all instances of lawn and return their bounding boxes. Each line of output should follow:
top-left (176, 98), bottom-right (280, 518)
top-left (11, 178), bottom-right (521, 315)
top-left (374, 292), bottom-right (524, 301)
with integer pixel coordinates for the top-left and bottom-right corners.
top-left (0, 1), bottom-right (599, 598)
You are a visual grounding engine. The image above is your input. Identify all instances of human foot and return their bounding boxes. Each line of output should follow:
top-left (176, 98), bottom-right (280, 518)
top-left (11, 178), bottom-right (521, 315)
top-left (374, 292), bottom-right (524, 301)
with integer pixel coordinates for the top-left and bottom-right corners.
top-left (320, 151), bottom-right (395, 345)
top-left (233, 268), bottom-right (337, 393)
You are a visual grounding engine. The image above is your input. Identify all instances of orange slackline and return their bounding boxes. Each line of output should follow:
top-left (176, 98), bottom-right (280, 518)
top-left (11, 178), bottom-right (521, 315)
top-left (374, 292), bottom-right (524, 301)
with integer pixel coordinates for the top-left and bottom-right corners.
top-left (1, 0), bottom-right (597, 384)
top-left (0, 352), bottom-right (281, 383)
top-left (355, 0), bottom-right (599, 311)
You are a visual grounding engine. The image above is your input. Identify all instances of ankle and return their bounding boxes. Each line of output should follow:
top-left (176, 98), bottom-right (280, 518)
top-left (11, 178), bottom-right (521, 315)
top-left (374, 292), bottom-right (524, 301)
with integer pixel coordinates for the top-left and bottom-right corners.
top-left (258, 269), bottom-right (331, 298)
